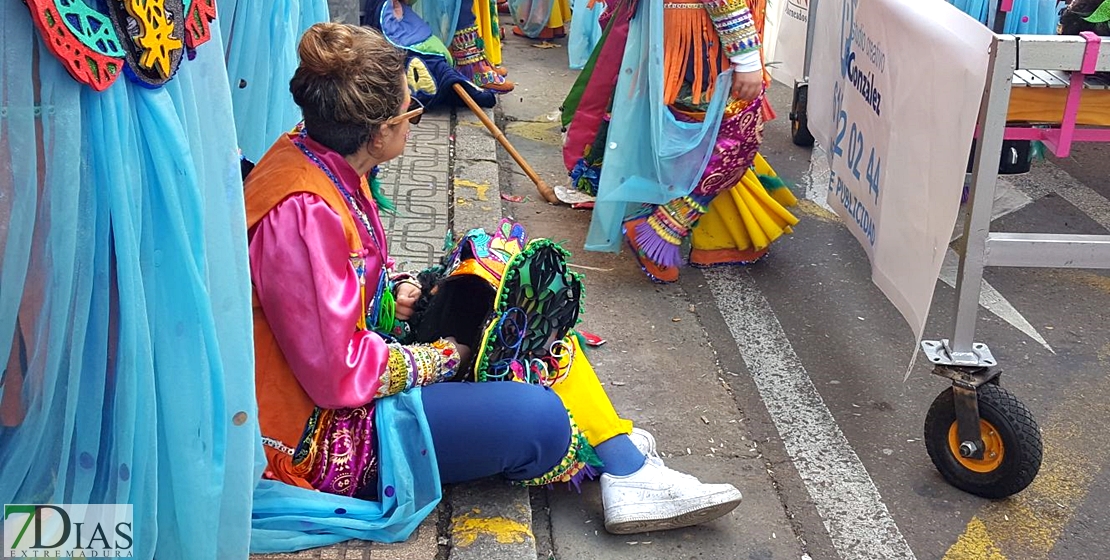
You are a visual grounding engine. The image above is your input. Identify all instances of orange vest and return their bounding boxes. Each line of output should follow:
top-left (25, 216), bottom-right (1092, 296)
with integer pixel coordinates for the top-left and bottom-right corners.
top-left (244, 133), bottom-right (373, 487)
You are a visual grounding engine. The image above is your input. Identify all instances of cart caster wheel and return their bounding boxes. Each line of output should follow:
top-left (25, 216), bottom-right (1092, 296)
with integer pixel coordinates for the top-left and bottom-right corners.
top-left (924, 384), bottom-right (1042, 499)
top-left (790, 85), bottom-right (815, 147)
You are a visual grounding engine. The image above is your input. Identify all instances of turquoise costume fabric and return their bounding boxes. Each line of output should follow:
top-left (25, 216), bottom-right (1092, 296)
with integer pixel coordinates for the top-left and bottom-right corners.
top-left (949, 0), bottom-right (1061, 34)
top-left (2, 1), bottom-right (442, 557)
top-left (585, 0), bottom-right (733, 253)
top-left (218, 0), bottom-right (330, 162)
top-left (1, 2), bottom-right (258, 558)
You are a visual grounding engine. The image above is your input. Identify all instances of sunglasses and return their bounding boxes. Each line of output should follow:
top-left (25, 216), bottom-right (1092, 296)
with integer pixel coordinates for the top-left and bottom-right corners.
top-left (386, 98), bottom-right (424, 126)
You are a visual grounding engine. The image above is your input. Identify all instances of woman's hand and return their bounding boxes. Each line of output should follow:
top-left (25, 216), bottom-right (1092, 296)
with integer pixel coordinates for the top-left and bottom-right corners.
top-left (394, 281), bottom-right (421, 321)
top-left (730, 69), bottom-right (763, 102)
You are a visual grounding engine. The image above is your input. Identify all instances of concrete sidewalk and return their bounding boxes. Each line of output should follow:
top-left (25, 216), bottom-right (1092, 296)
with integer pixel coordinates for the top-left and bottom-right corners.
top-left (254, 32), bottom-right (806, 558)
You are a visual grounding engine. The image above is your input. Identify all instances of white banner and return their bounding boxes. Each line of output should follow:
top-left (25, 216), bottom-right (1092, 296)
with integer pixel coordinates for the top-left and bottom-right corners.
top-left (808, 0), bottom-right (993, 339)
top-left (763, 0), bottom-right (810, 85)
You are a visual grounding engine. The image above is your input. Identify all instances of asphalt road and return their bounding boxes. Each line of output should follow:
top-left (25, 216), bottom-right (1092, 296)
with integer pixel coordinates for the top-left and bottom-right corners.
top-left (489, 26), bottom-right (1110, 560)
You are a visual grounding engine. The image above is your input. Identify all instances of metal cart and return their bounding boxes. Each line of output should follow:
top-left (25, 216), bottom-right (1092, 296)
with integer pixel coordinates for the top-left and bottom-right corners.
top-left (787, 0), bottom-right (820, 147)
top-left (917, 29), bottom-right (1110, 498)
top-left (793, 0), bottom-right (1110, 497)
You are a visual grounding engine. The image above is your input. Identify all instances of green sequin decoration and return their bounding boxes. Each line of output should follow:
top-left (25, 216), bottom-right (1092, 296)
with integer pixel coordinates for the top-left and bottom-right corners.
top-left (488, 0), bottom-right (501, 40)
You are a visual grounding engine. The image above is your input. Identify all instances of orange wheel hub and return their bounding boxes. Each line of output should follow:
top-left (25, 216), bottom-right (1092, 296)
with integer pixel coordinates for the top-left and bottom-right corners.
top-left (948, 419), bottom-right (1005, 473)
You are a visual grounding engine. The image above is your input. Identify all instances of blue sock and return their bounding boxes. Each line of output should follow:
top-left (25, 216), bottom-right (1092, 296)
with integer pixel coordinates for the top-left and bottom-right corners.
top-left (594, 434), bottom-right (646, 476)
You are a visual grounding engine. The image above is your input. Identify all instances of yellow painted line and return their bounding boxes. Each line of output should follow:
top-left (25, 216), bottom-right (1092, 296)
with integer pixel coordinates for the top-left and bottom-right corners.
top-left (450, 509), bottom-right (533, 548)
top-left (943, 341), bottom-right (1110, 559)
top-left (945, 518), bottom-right (1006, 560)
top-left (792, 199), bottom-right (840, 224)
top-left (505, 121), bottom-right (562, 146)
top-left (455, 179), bottom-right (491, 201)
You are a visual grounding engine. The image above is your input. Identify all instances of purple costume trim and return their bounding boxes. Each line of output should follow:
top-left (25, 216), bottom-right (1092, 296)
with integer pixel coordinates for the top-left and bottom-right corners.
top-left (688, 96), bottom-right (765, 198)
top-left (298, 407), bottom-right (381, 498)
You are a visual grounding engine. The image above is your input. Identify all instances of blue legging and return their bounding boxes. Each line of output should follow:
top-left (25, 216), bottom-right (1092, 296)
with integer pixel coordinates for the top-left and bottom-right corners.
top-left (421, 382), bottom-right (646, 483)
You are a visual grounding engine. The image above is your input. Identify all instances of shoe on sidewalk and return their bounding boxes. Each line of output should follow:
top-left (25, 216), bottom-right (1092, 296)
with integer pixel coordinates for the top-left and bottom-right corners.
top-left (601, 460), bottom-right (742, 534)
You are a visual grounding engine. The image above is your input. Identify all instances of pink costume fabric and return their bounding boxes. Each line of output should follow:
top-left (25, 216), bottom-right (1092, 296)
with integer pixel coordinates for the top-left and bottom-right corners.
top-left (248, 135), bottom-right (394, 409)
top-left (248, 136), bottom-right (455, 497)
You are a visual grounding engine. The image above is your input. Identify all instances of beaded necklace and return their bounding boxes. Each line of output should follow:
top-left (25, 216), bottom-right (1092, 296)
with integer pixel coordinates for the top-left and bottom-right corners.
top-left (293, 133), bottom-right (396, 334)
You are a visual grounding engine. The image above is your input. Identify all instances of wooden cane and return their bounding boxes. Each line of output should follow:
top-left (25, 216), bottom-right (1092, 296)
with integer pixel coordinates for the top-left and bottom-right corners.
top-left (452, 83), bottom-right (559, 204)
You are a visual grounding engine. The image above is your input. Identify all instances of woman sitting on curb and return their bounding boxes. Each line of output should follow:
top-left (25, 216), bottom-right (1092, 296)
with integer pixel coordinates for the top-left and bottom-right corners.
top-left (244, 22), bottom-right (743, 539)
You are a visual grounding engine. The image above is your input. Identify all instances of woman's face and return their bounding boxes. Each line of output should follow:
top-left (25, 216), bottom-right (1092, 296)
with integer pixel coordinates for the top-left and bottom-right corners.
top-left (377, 78), bottom-right (414, 162)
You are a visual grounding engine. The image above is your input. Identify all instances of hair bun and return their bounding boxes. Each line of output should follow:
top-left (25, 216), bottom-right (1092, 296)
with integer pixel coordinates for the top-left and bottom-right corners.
top-left (298, 22), bottom-right (366, 77)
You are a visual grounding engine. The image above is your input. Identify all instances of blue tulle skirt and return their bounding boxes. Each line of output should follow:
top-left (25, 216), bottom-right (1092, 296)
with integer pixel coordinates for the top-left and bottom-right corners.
top-left (949, 0), bottom-right (1063, 34)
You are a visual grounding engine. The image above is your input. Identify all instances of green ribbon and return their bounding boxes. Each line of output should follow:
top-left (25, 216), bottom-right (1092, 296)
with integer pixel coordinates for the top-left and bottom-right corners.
top-left (376, 287), bottom-right (397, 334)
top-left (1084, 1), bottom-right (1110, 24)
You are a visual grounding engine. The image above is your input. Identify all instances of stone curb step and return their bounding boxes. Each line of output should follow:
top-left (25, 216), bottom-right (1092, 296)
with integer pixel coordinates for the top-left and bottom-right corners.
top-left (445, 106), bottom-right (538, 560)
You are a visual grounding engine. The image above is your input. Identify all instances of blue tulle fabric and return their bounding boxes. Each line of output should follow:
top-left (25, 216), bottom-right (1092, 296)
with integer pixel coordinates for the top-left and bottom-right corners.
top-left (949, 0), bottom-right (1062, 34)
top-left (251, 390), bottom-right (442, 552)
top-left (585, 0), bottom-right (731, 252)
top-left (1, 3), bottom-right (258, 559)
top-left (216, 0), bottom-right (444, 553)
top-left (218, 0), bottom-right (330, 162)
top-left (2, 1), bottom-right (442, 558)
top-left (412, 0), bottom-right (465, 46)
top-left (568, 0), bottom-right (604, 69)
top-left (507, 0), bottom-right (554, 38)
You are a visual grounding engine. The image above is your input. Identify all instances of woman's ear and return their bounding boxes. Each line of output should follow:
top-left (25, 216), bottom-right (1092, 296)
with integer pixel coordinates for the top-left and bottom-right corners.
top-left (371, 128), bottom-right (388, 151)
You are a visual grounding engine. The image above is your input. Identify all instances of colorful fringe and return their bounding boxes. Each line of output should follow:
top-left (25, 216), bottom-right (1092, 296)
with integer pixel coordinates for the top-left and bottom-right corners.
top-left (517, 415), bottom-right (603, 488)
top-left (662, 5), bottom-right (724, 106)
top-left (631, 195), bottom-right (711, 268)
top-left (450, 25), bottom-right (511, 90)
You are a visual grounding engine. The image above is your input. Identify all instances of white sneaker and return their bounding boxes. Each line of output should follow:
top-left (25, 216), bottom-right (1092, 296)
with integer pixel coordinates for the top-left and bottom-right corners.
top-left (628, 427), bottom-right (658, 460)
top-left (601, 460), bottom-right (742, 534)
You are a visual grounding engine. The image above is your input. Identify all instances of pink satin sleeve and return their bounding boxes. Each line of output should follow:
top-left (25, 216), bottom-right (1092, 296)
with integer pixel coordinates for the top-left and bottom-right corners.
top-left (249, 194), bottom-right (390, 409)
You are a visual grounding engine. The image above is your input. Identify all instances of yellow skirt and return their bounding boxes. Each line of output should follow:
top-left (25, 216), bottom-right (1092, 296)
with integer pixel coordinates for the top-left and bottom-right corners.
top-left (474, 0), bottom-right (503, 66)
top-left (547, 0), bottom-right (572, 32)
top-left (690, 154), bottom-right (800, 266)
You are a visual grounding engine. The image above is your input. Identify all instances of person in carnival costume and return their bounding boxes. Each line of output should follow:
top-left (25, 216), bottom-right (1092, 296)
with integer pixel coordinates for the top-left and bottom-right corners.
top-left (562, 0), bottom-right (799, 283)
top-left (949, 0), bottom-right (1063, 34)
top-left (501, 0), bottom-right (574, 40)
top-left (245, 22), bottom-right (743, 536)
top-left (365, 0), bottom-right (516, 92)
top-left (362, 0), bottom-right (505, 108)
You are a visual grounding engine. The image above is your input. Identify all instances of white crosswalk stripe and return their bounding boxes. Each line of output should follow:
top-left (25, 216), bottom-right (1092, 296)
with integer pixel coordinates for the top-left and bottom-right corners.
top-left (705, 268), bottom-right (917, 560)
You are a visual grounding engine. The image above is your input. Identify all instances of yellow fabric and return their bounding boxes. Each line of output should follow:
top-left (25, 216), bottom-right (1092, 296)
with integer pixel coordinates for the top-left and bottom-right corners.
top-left (691, 156), bottom-right (799, 253)
top-left (547, 0), bottom-right (572, 30)
top-left (475, 0), bottom-right (502, 66)
top-left (552, 336), bottom-right (633, 446)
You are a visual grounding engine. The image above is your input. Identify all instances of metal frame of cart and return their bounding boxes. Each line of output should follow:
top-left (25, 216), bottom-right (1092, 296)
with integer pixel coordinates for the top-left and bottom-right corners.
top-left (790, 0), bottom-right (1110, 497)
top-left (787, 0), bottom-right (820, 147)
top-left (918, 31), bottom-right (1110, 498)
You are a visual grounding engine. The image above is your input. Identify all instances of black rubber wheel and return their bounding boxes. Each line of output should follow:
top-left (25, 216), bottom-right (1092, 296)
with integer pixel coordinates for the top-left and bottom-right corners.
top-left (924, 384), bottom-right (1043, 499)
top-left (790, 86), bottom-right (815, 147)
